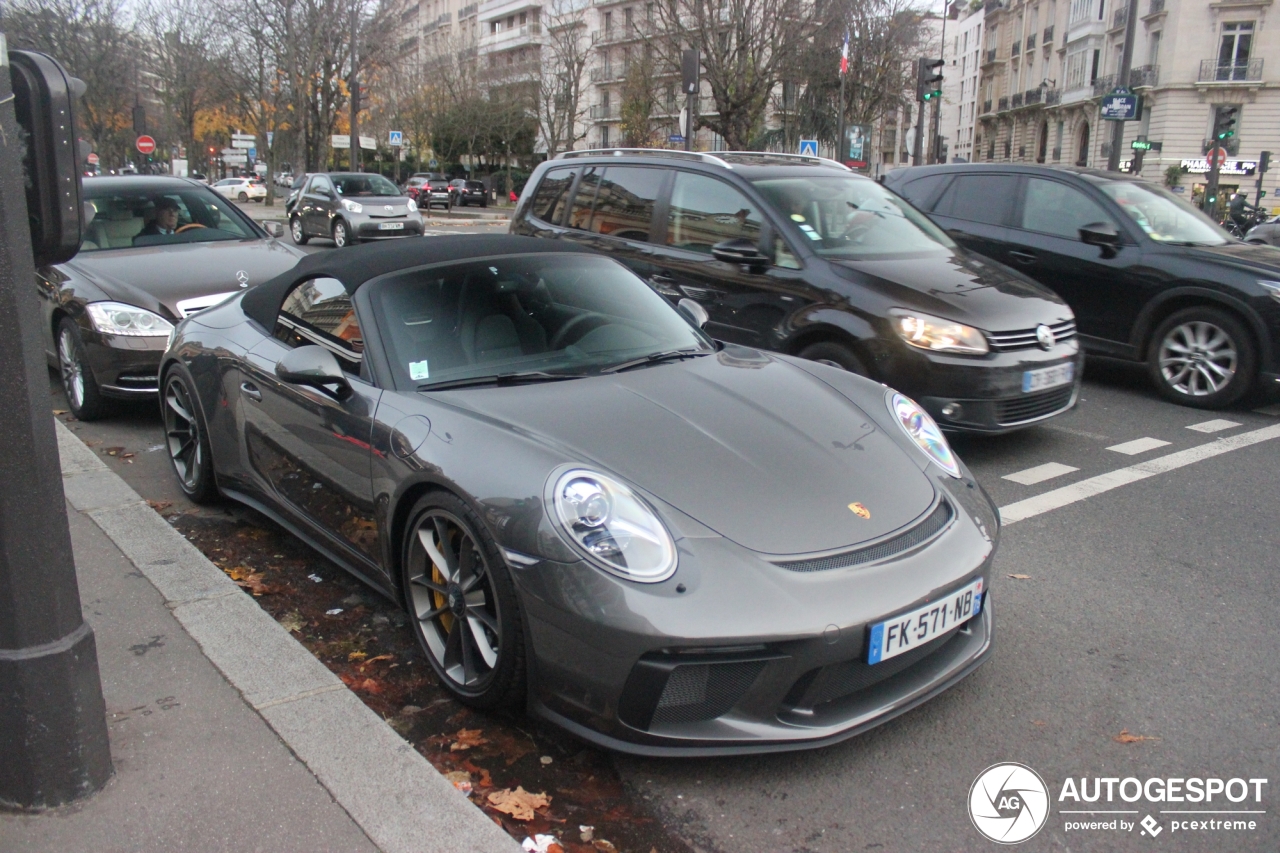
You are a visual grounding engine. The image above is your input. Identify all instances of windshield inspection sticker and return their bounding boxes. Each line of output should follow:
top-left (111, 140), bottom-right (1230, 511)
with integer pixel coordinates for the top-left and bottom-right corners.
top-left (409, 360), bottom-right (430, 381)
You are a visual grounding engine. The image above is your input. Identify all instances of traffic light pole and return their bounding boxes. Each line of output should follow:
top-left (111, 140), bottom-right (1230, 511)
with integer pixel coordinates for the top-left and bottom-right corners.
top-left (1106, 0), bottom-right (1139, 172)
top-left (349, 0), bottom-right (359, 172)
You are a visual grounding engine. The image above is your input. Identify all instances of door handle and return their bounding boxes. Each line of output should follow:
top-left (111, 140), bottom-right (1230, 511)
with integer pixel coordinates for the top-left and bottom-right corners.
top-left (240, 382), bottom-right (263, 402)
top-left (1008, 250), bottom-right (1037, 264)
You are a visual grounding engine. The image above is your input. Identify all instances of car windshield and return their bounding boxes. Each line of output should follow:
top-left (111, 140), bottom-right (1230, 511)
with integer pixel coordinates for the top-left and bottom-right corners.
top-left (368, 253), bottom-right (713, 389)
top-left (750, 175), bottom-right (955, 259)
top-left (80, 183), bottom-right (258, 252)
top-left (1089, 178), bottom-right (1231, 245)
top-left (332, 174), bottom-right (401, 196)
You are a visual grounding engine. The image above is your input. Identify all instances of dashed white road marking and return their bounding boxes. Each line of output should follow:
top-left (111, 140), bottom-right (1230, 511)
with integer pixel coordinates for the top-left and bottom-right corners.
top-left (1000, 424), bottom-right (1280, 525)
top-left (1186, 419), bottom-right (1241, 434)
top-left (1106, 437), bottom-right (1172, 455)
top-left (1002, 462), bottom-right (1080, 486)
top-left (1255, 403), bottom-right (1280, 416)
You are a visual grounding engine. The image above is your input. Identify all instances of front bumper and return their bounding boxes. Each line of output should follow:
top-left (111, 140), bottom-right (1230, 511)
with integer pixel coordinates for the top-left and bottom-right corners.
top-left (513, 483), bottom-right (996, 755)
top-left (83, 330), bottom-right (167, 397)
top-left (350, 214), bottom-right (424, 239)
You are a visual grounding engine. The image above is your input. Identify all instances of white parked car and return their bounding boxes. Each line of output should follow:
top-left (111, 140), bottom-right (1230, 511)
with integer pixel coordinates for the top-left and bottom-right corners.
top-left (212, 177), bottom-right (267, 203)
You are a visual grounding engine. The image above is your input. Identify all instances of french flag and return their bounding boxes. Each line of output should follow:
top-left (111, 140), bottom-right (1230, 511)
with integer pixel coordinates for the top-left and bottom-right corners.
top-left (840, 32), bottom-right (849, 74)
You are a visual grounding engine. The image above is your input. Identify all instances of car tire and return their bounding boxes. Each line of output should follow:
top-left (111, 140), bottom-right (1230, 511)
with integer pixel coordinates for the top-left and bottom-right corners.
top-left (1148, 306), bottom-right (1255, 409)
top-left (56, 316), bottom-right (110, 421)
top-left (798, 340), bottom-right (869, 376)
top-left (238, 192), bottom-right (249, 202)
top-left (332, 219), bottom-right (355, 248)
top-left (401, 491), bottom-right (526, 711)
top-left (290, 215), bottom-right (309, 245)
top-left (161, 367), bottom-right (219, 504)
top-left (480, 198), bottom-right (488, 208)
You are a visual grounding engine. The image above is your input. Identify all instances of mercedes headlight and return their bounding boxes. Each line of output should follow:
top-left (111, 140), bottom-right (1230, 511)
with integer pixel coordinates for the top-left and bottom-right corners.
top-left (85, 302), bottom-right (175, 337)
top-left (889, 393), bottom-right (961, 478)
top-left (341, 198), bottom-right (363, 213)
top-left (553, 469), bottom-right (677, 582)
top-left (889, 309), bottom-right (989, 355)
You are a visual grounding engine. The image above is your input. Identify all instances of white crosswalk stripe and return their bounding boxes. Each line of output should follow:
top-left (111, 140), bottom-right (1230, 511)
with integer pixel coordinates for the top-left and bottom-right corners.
top-left (1106, 437), bottom-right (1171, 455)
top-left (1186, 419), bottom-right (1241, 433)
top-left (1002, 462), bottom-right (1079, 486)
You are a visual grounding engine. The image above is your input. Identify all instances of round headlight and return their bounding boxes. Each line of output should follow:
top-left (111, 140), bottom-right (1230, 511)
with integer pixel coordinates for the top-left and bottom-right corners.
top-left (890, 393), bottom-right (961, 478)
top-left (552, 469), bottom-right (677, 582)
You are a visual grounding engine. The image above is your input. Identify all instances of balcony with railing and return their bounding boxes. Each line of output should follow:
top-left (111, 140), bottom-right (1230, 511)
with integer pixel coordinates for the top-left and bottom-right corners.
top-left (1024, 88), bottom-right (1043, 105)
top-left (591, 20), bottom-right (653, 45)
top-left (458, 2), bottom-right (478, 18)
top-left (481, 21), bottom-right (542, 54)
top-left (1112, 6), bottom-right (1128, 29)
top-left (1010, 91), bottom-right (1024, 107)
top-left (998, 95), bottom-right (1009, 111)
top-left (1026, 34), bottom-right (1035, 50)
top-left (1146, 0), bottom-right (1164, 15)
top-left (1042, 25), bottom-right (1053, 44)
top-left (1198, 58), bottom-right (1263, 83)
top-left (1092, 74), bottom-right (1115, 96)
top-left (589, 103), bottom-right (619, 120)
top-left (982, 98), bottom-right (993, 115)
top-left (1011, 41), bottom-right (1021, 56)
top-left (1044, 88), bottom-right (1061, 105)
top-left (984, 48), bottom-right (998, 65)
top-left (1129, 65), bottom-right (1159, 87)
top-left (589, 63), bottom-right (627, 82)
top-left (983, 0), bottom-right (1004, 12)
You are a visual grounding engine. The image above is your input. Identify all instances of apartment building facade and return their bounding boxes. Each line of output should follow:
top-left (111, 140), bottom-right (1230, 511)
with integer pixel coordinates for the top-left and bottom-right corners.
top-left (976, 0), bottom-right (1278, 208)
top-left (942, 4), bottom-right (986, 162)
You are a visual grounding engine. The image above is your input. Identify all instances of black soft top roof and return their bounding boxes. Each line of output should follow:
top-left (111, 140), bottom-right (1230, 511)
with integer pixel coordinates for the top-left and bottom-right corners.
top-left (240, 234), bottom-right (590, 329)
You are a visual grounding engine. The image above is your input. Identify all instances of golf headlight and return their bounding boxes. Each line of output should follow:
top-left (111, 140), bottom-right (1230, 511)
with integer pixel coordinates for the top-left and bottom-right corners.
top-left (342, 199), bottom-right (363, 213)
top-left (406, 197), bottom-right (417, 211)
top-left (553, 469), bottom-right (677, 582)
top-left (85, 302), bottom-right (175, 337)
top-left (889, 393), bottom-right (961, 478)
top-left (889, 309), bottom-right (989, 355)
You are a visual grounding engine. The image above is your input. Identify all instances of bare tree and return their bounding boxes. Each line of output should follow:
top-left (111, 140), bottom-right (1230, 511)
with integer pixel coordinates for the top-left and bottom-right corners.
top-left (618, 50), bottom-right (662, 147)
top-left (534, 0), bottom-right (591, 156)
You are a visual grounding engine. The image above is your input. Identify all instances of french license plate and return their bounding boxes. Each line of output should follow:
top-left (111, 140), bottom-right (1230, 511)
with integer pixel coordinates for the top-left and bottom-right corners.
top-left (378, 222), bottom-right (405, 230)
top-left (1022, 362), bottom-right (1074, 393)
top-left (867, 578), bottom-right (983, 665)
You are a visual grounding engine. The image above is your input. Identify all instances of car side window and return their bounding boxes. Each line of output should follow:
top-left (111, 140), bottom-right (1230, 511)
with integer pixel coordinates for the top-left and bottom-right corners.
top-left (1020, 177), bottom-right (1117, 240)
top-left (274, 277), bottom-right (363, 375)
top-left (566, 167), bottom-right (601, 231)
top-left (530, 167), bottom-right (576, 226)
top-left (666, 172), bottom-right (763, 254)
top-left (306, 176), bottom-right (329, 195)
top-left (895, 173), bottom-right (950, 211)
top-left (589, 167), bottom-right (664, 242)
top-left (932, 174), bottom-right (1017, 226)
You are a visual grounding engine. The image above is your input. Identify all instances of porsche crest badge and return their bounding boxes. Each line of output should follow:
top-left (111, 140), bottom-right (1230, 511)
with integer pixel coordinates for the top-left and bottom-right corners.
top-left (848, 502), bottom-right (870, 519)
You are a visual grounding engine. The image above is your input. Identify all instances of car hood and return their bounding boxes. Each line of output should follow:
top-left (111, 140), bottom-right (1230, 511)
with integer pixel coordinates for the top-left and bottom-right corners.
top-left (830, 249), bottom-right (1073, 331)
top-left (437, 350), bottom-right (938, 556)
top-left (1174, 240), bottom-right (1280, 274)
top-left (62, 239), bottom-right (304, 320)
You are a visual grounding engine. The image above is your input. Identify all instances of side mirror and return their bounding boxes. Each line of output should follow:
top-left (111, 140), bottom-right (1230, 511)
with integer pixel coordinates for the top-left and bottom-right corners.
top-left (262, 221), bottom-right (284, 238)
top-left (677, 297), bottom-right (709, 328)
top-left (276, 345), bottom-right (352, 400)
top-left (1079, 221), bottom-right (1121, 258)
top-left (711, 238), bottom-right (769, 268)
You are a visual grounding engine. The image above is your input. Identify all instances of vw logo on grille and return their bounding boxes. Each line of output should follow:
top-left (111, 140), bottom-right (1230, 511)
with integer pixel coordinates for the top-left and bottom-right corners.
top-left (236, 270), bottom-right (250, 288)
top-left (1035, 324), bottom-right (1055, 350)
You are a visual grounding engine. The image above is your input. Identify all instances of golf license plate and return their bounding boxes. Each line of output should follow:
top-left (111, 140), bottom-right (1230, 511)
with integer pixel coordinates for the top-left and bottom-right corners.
top-left (378, 221), bottom-right (405, 230)
top-left (867, 578), bottom-right (983, 664)
top-left (1022, 362), bottom-right (1074, 393)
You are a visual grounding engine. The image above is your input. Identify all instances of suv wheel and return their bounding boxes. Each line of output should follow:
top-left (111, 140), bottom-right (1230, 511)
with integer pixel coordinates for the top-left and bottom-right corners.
top-left (333, 219), bottom-right (355, 248)
top-left (798, 341), bottom-right (868, 376)
top-left (290, 215), bottom-right (309, 245)
top-left (1148, 307), bottom-right (1255, 408)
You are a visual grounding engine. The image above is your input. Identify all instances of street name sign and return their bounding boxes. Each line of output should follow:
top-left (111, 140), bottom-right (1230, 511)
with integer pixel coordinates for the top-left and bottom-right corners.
top-left (1100, 88), bottom-right (1139, 121)
top-left (359, 136), bottom-right (376, 151)
top-left (331, 134), bottom-right (351, 149)
top-left (668, 134), bottom-right (684, 143)
top-left (231, 139), bottom-right (254, 149)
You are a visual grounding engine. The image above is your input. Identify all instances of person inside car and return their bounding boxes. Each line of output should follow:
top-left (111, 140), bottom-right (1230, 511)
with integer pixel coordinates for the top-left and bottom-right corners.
top-left (134, 197), bottom-right (182, 243)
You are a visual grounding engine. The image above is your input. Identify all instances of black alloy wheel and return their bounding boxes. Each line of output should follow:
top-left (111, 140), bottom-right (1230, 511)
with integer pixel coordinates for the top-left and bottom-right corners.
top-left (57, 316), bottom-right (109, 421)
top-left (162, 369), bottom-right (218, 503)
top-left (798, 340), bottom-right (869, 376)
top-left (402, 493), bottom-right (525, 709)
top-left (290, 215), bottom-right (309, 245)
top-left (1148, 307), bottom-right (1255, 409)
top-left (332, 219), bottom-right (355, 248)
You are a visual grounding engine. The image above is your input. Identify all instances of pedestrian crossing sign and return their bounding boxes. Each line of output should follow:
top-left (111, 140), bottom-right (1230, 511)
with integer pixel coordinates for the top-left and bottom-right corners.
top-left (389, 131), bottom-right (403, 147)
top-left (799, 139), bottom-right (819, 157)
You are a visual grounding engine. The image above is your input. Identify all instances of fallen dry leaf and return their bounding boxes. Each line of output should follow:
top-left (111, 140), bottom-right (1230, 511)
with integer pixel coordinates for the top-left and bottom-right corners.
top-left (53, 409), bottom-right (68, 415)
top-left (348, 651), bottom-right (368, 661)
top-left (103, 446), bottom-right (125, 456)
top-left (1032, 720), bottom-right (1047, 727)
top-left (488, 786), bottom-right (550, 821)
top-left (451, 728), bottom-right (489, 751)
top-left (1114, 729), bottom-right (1158, 744)
top-left (340, 674), bottom-right (383, 694)
top-left (278, 611), bottom-right (305, 632)
top-left (234, 572), bottom-right (274, 596)
top-left (145, 499), bottom-right (173, 513)
top-left (1007, 573), bottom-right (1032, 580)
top-left (365, 654), bottom-right (394, 664)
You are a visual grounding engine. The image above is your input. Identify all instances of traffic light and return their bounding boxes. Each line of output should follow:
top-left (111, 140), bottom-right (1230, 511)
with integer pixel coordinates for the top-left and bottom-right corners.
top-left (917, 57), bottom-right (944, 102)
top-left (1259, 150), bottom-right (1271, 173)
top-left (1213, 106), bottom-right (1237, 141)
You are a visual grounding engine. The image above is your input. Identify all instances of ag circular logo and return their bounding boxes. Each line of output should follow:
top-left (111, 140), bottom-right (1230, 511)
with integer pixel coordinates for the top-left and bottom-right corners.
top-left (969, 763), bottom-right (1050, 844)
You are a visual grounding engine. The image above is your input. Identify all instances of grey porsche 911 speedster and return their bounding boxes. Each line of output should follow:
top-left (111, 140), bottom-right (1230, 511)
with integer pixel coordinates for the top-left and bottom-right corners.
top-left (160, 235), bottom-right (998, 755)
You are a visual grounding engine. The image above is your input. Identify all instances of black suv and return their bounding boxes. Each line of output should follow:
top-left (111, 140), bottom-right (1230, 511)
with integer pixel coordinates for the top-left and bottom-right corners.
top-left (449, 178), bottom-right (488, 207)
top-left (885, 164), bottom-right (1280, 408)
top-left (511, 149), bottom-right (1082, 433)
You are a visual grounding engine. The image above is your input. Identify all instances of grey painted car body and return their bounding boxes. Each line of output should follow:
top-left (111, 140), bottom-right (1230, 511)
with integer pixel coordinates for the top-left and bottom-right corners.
top-left (163, 236), bottom-right (998, 754)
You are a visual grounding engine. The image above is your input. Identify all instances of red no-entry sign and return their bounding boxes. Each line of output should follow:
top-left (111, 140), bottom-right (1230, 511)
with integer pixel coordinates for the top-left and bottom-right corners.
top-left (86, 152), bottom-right (99, 165)
top-left (136, 135), bottom-right (156, 155)
top-left (1207, 147), bottom-right (1229, 169)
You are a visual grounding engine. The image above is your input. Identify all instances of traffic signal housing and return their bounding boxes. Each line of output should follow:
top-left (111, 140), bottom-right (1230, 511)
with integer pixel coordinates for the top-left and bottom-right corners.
top-left (1213, 106), bottom-right (1237, 141)
top-left (918, 57), bottom-right (944, 102)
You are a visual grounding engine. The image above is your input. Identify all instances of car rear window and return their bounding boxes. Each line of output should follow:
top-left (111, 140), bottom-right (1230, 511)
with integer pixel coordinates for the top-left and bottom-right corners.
top-left (589, 167), bottom-right (664, 242)
top-left (530, 168), bottom-right (576, 225)
top-left (931, 173), bottom-right (1017, 226)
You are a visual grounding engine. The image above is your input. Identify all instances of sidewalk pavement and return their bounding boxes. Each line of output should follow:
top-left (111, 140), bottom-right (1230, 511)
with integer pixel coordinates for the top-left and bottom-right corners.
top-left (0, 421), bottom-right (520, 853)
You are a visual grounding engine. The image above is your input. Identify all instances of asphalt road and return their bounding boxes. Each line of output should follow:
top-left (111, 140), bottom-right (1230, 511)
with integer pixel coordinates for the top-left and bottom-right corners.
top-left (50, 357), bottom-right (1280, 852)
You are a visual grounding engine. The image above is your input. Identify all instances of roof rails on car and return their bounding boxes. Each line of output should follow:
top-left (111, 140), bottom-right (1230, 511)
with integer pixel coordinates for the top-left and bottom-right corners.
top-left (554, 148), bottom-right (852, 172)
top-left (716, 151), bottom-right (852, 172)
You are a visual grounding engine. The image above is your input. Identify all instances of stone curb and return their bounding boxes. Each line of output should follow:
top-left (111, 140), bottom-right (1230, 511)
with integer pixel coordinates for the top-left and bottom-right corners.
top-left (54, 419), bottom-right (521, 853)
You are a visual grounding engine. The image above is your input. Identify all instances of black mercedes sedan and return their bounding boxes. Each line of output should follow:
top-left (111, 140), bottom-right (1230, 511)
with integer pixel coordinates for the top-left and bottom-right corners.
top-left (511, 150), bottom-right (1082, 434)
top-left (885, 164), bottom-right (1280, 409)
top-left (39, 176), bottom-right (306, 420)
top-left (160, 235), bottom-right (997, 755)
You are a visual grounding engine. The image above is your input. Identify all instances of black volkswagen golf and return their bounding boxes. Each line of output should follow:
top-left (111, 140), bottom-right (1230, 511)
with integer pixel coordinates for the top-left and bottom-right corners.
top-left (885, 164), bottom-right (1280, 409)
top-left (511, 150), bottom-right (1082, 433)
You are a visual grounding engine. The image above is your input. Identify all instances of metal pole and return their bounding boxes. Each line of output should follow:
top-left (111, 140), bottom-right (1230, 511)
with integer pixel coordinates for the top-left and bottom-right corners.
top-left (912, 98), bottom-right (924, 165)
top-left (1106, 0), bottom-right (1139, 172)
top-left (932, 9), bottom-right (949, 164)
top-left (0, 52), bottom-right (113, 809)
top-left (685, 90), bottom-right (693, 152)
top-left (837, 65), bottom-right (847, 163)
top-left (349, 0), bottom-right (359, 172)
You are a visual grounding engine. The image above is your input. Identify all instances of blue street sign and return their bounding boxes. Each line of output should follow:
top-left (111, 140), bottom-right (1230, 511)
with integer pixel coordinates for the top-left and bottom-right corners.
top-left (1101, 90), bottom-right (1139, 121)
top-left (428, 158), bottom-right (438, 168)
top-left (247, 147), bottom-right (256, 160)
top-left (668, 134), bottom-right (685, 143)
top-left (389, 131), bottom-right (403, 146)
top-left (266, 132), bottom-right (274, 148)
top-left (799, 139), bottom-right (819, 157)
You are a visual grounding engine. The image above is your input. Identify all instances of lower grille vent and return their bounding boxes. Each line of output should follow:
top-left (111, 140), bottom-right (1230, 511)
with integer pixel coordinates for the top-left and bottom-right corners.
top-left (651, 661), bottom-right (766, 725)
top-left (994, 385), bottom-right (1074, 425)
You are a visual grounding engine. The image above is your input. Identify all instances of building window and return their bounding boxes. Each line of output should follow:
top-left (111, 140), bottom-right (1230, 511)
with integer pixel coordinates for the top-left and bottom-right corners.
top-left (1090, 49), bottom-right (1100, 83)
top-left (1219, 22), bottom-right (1254, 73)
top-left (1148, 30), bottom-right (1161, 66)
top-left (1066, 48), bottom-right (1087, 88)
top-left (601, 126), bottom-right (610, 147)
